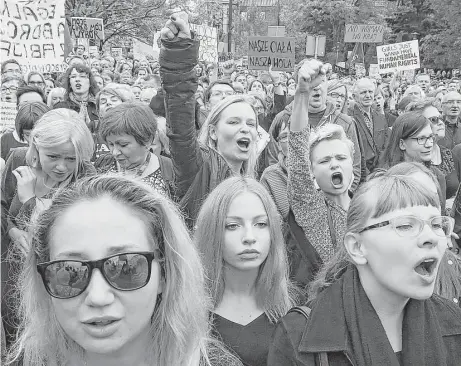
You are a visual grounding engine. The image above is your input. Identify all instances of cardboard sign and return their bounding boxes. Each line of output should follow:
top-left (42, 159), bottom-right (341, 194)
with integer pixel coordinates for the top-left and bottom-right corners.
top-left (1, 102), bottom-right (18, 131)
top-left (377, 40), bottom-right (420, 74)
top-left (248, 36), bottom-right (295, 71)
top-left (190, 24), bottom-right (218, 63)
top-left (1, 0), bottom-right (66, 73)
top-left (70, 17), bottom-right (104, 41)
top-left (344, 24), bottom-right (385, 43)
top-left (132, 39), bottom-right (157, 60)
top-left (111, 47), bottom-right (123, 59)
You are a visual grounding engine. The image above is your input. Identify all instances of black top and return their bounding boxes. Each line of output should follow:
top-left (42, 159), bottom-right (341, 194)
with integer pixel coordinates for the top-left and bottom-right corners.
top-left (395, 351), bottom-right (403, 365)
top-left (212, 313), bottom-right (276, 366)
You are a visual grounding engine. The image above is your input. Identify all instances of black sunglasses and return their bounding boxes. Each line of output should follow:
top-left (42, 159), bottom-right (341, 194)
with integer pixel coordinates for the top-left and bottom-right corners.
top-left (37, 252), bottom-right (159, 299)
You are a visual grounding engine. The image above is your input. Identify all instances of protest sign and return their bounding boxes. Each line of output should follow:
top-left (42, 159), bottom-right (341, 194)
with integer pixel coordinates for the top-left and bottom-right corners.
top-left (133, 39), bottom-right (157, 60)
top-left (344, 24), bottom-right (385, 43)
top-left (268, 26), bottom-right (285, 37)
top-left (1, 102), bottom-right (17, 131)
top-left (369, 64), bottom-right (380, 77)
top-left (111, 47), bottom-right (123, 59)
top-left (89, 45), bottom-right (98, 57)
top-left (190, 24), bottom-right (218, 63)
top-left (70, 17), bottom-right (104, 41)
top-left (377, 40), bottom-right (420, 74)
top-left (333, 64), bottom-right (349, 78)
top-left (355, 63), bottom-right (366, 78)
top-left (1, 0), bottom-right (67, 73)
top-left (248, 36), bottom-right (295, 72)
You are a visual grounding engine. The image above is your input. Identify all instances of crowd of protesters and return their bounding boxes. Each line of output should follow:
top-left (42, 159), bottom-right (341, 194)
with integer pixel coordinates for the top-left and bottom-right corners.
top-left (1, 11), bottom-right (461, 366)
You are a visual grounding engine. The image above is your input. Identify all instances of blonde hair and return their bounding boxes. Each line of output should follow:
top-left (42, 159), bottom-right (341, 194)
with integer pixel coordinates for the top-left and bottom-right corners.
top-left (308, 123), bottom-right (355, 163)
top-left (46, 87), bottom-right (66, 108)
top-left (309, 173), bottom-right (441, 300)
top-left (25, 109), bottom-right (94, 188)
top-left (7, 175), bottom-right (238, 366)
top-left (194, 177), bottom-right (295, 323)
top-left (197, 95), bottom-right (259, 177)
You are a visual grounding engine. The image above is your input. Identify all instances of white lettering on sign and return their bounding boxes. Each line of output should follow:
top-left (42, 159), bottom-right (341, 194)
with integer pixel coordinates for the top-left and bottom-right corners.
top-left (344, 24), bottom-right (385, 43)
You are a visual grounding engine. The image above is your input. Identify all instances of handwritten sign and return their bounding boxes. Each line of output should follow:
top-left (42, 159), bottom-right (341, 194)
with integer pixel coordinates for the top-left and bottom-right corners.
top-left (248, 36), bottom-right (295, 72)
top-left (1, 102), bottom-right (18, 131)
top-left (190, 24), bottom-right (218, 63)
top-left (111, 47), bottom-right (123, 59)
top-left (70, 17), bottom-right (104, 41)
top-left (344, 24), bottom-right (385, 43)
top-left (377, 40), bottom-right (420, 74)
top-left (0, 0), bottom-right (66, 73)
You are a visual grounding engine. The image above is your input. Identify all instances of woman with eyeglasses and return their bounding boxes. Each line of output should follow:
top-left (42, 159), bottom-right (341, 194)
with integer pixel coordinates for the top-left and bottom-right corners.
top-left (380, 111), bottom-right (447, 211)
top-left (1, 75), bottom-right (25, 104)
top-left (268, 173), bottom-right (461, 366)
top-left (26, 72), bottom-right (46, 93)
top-left (327, 79), bottom-right (348, 113)
top-left (5, 175), bottom-right (242, 366)
top-left (195, 177), bottom-right (296, 366)
top-left (152, 13), bottom-right (261, 227)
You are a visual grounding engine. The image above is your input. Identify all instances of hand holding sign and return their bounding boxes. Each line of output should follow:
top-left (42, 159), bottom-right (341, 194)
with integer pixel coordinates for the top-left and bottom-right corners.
top-left (296, 59), bottom-right (329, 94)
top-left (161, 12), bottom-right (191, 41)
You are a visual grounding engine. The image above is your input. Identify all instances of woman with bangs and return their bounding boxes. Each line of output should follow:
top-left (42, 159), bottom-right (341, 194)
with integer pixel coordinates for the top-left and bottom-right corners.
top-left (286, 60), bottom-right (355, 286)
top-left (269, 173), bottom-right (461, 365)
top-left (5, 175), bottom-right (242, 366)
top-left (155, 13), bottom-right (260, 226)
top-left (195, 177), bottom-right (295, 366)
top-left (380, 111), bottom-right (447, 211)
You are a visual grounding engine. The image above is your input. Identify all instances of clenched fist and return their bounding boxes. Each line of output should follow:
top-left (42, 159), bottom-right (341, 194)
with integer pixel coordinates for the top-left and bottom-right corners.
top-left (296, 59), bottom-right (330, 94)
top-left (160, 11), bottom-right (191, 41)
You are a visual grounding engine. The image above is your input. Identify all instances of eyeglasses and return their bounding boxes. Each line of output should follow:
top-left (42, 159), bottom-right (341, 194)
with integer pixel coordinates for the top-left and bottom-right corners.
top-left (37, 251), bottom-right (160, 299)
top-left (442, 100), bottom-right (461, 105)
top-left (359, 215), bottom-right (454, 238)
top-left (409, 135), bottom-right (435, 145)
top-left (428, 116), bottom-right (443, 125)
top-left (329, 92), bottom-right (346, 100)
top-left (1, 86), bottom-right (18, 93)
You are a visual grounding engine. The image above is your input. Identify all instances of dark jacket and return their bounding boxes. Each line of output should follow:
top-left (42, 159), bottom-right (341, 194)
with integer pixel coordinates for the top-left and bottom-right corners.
top-left (348, 103), bottom-right (390, 178)
top-left (53, 98), bottom-right (99, 132)
top-left (268, 294), bottom-right (461, 366)
top-left (151, 35), bottom-right (232, 226)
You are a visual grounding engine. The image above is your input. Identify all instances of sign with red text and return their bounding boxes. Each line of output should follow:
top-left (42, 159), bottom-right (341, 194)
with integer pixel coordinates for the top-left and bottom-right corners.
top-left (70, 17), bottom-right (104, 41)
top-left (377, 40), bottom-right (420, 74)
top-left (344, 24), bottom-right (385, 43)
top-left (248, 36), bottom-right (295, 71)
top-left (0, 0), bottom-right (66, 73)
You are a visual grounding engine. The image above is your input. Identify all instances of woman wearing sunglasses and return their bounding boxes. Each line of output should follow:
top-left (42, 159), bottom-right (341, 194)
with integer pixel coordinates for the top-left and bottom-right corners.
top-left (268, 173), bottom-right (461, 365)
top-left (380, 111), bottom-right (447, 212)
top-left (6, 175), bottom-right (241, 366)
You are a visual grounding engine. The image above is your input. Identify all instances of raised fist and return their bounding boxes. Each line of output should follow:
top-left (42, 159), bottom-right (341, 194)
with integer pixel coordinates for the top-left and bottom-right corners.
top-left (160, 11), bottom-right (191, 41)
top-left (296, 59), bottom-right (330, 94)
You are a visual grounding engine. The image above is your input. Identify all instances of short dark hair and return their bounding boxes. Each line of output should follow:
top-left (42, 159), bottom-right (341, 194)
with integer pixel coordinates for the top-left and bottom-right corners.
top-left (203, 80), bottom-right (234, 104)
top-left (1, 59), bottom-right (21, 74)
top-left (16, 85), bottom-right (46, 106)
top-left (15, 102), bottom-right (50, 140)
top-left (270, 112), bottom-right (290, 141)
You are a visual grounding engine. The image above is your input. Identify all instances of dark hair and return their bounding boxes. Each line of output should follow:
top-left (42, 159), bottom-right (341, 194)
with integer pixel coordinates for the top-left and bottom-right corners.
top-left (199, 76), bottom-right (210, 86)
top-left (16, 85), bottom-right (46, 106)
top-left (248, 79), bottom-right (267, 94)
top-left (203, 80), bottom-right (234, 104)
top-left (99, 102), bottom-right (158, 146)
top-left (61, 64), bottom-right (99, 97)
top-left (270, 113), bottom-right (290, 141)
top-left (100, 70), bottom-right (114, 82)
top-left (380, 111), bottom-right (430, 168)
top-left (15, 102), bottom-right (50, 140)
top-left (1, 59), bottom-right (21, 74)
top-left (135, 67), bottom-right (149, 77)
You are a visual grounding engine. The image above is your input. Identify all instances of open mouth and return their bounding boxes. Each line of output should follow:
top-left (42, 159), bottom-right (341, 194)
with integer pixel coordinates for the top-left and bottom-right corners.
top-left (237, 137), bottom-right (251, 151)
top-left (331, 172), bottom-right (344, 187)
top-left (414, 258), bottom-right (438, 277)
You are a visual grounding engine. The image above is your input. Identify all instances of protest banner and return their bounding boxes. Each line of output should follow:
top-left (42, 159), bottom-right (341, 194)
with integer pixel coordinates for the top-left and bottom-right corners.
top-left (190, 24), bottom-right (218, 63)
top-left (89, 45), bottom-right (98, 57)
top-left (369, 64), bottom-right (380, 77)
top-left (248, 36), bottom-right (295, 72)
top-left (1, 102), bottom-right (18, 131)
top-left (344, 24), bottom-right (385, 43)
top-left (377, 40), bottom-right (420, 74)
top-left (1, 0), bottom-right (67, 73)
top-left (70, 17), bottom-right (104, 41)
top-left (111, 47), bottom-right (123, 59)
top-left (133, 39), bottom-right (157, 60)
top-left (333, 64), bottom-right (349, 78)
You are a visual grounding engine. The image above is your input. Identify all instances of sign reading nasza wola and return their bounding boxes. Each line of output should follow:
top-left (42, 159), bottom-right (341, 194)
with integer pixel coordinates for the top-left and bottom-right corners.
top-left (248, 37), bottom-right (295, 72)
top-left (70, 17), bottom-right (104, 41)
top-left (0, 0), bottom-right (67, 73)
top-left (344, 24), bottom-right (385, 43)
top-left (377, 40), bottom-right (420, 74)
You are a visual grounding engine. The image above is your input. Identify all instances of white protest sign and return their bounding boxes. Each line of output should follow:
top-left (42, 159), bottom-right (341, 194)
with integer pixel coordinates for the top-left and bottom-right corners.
top-left (111, 47), bottom-right (123, 59)
top-left (0, 0), bottom-right (67, 73)
top-left (344, 24), bottom-right (385, 43)
top-left (70, 17), bottom-right (104, 41)
top-left (369, 64), bottom-right (380, 77)
top-left (0, 102), bottom-right (17, 131)
top-left (248, 36), bottom-right (295, 72)
top-left (132, 39), bottom-right (156, 60)
top-left (355, 63), bottom-right (366, 78)
top-left (88, 45), bottom-right (98, 56)
top-left (190, 24), bottom-right (218, 63)
top-left (377, 40), bottom-right (420, 74)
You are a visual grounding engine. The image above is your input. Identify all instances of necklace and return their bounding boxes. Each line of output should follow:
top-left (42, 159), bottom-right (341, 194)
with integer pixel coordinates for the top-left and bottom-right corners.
top-left (119, 152), bottom-right (151, 177)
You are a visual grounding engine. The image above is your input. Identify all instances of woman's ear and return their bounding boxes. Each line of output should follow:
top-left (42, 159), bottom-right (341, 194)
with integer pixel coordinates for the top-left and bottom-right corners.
top-left (344, 232), bottom-right (368, 266)
top-left (399, 138), bottom-right (406, 151)
top-left (209, 125), bottom-right (217, 141)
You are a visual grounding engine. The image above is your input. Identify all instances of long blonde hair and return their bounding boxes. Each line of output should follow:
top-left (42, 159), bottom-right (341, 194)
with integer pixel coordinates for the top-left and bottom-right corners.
top-left (7, 175), bottom-right (237, 366)
top-left (197, 95), bottom-right (259, 178)
top-left (25, 108), bottom-right (94, 188)
top-left (194, 177), bottom-right (295, 323)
